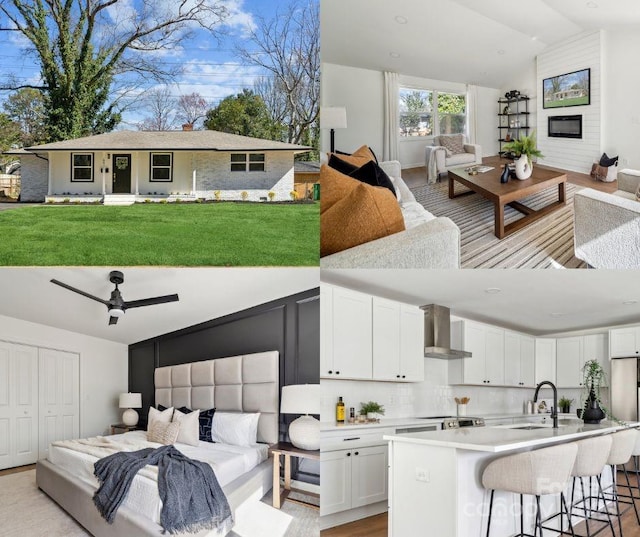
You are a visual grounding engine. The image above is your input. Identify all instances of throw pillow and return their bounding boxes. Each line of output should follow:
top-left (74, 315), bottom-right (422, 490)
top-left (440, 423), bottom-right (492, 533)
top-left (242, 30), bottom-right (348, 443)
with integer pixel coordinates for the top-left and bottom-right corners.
top-left (328, 155), bottom-right (396, 198)
top-left (148, 406), bottom-right (173, 427)
top-left (211, 412), bottom-right (261, 447)
top-left (439, 135), bottom-right (465, 157)
top-left (599, 152), bottom-right (618, 167)
top-left (636, 182), bottom-right (640, 201)
top-left (147, 420), bottom-right (180, 445)
top-left (172, 409), bottom-right (201, 446)
top-left (321, 173), bottom-right (406, 257)
top-left (329, 145), bottom-right (376, 167)
top-left (320, 164), bottom-right (357, 213)
top-left (327, 153), bottom-right (358, 175)
top-left (336, 146), bottom-right (379, 163)
top-left (177, 406), bottom-right (216, 443)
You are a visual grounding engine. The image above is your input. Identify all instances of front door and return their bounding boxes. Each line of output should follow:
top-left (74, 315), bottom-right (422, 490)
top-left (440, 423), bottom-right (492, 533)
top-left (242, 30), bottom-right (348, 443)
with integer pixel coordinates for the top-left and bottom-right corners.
top-left (112, 154), bottom-right (131, 193)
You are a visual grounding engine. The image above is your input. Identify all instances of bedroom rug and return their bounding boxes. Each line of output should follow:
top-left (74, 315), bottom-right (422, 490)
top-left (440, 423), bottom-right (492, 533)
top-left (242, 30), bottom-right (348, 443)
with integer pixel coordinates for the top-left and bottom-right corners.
top-left (411, 180), bottom-right (587, 268)
top-left (0, 470), bottom-right (318, 537)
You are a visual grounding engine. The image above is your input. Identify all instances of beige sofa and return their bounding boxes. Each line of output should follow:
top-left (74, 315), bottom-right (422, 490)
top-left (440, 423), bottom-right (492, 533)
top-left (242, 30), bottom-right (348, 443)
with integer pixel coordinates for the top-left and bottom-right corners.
top-left (321, 160), bottom-right (460, 268)
top-left (573, 169), bottom-right (640, 268)
top-left (425, 135), bottom-right (482, 182)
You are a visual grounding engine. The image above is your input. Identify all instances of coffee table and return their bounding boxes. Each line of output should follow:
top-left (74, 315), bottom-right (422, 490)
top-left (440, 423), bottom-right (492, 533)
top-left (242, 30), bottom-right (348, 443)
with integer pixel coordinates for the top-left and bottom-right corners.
top-left (448, 165), bottom-right (567, 239)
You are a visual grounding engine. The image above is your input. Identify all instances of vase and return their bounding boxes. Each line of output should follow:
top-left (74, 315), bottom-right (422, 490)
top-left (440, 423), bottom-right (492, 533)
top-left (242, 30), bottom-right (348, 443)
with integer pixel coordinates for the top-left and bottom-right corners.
top-left (457, 404), bottom-right (467, 417)
top-left (582, 387), bottom-right (605, 424)
top-left (514, 154), bottom-right (532, 180)
top-left (500, 164), bottom-right (510, 184)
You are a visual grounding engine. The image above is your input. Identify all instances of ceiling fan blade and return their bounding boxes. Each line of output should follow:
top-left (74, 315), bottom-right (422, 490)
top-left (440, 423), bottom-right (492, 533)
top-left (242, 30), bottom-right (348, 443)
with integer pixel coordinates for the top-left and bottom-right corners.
top-left (124, 294), bottom-right (179, 309)
top-left (51, 279), bottom-right (110, 306)
top-left (109, 316), bottom-right (119, 326)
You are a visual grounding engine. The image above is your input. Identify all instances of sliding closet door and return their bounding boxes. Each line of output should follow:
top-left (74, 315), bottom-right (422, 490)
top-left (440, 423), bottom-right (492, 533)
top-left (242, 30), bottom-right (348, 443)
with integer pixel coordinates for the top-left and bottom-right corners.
top-left (39, 349), bottom-right (79, 459)
top-left (0, 342), bottom-right (39, 470)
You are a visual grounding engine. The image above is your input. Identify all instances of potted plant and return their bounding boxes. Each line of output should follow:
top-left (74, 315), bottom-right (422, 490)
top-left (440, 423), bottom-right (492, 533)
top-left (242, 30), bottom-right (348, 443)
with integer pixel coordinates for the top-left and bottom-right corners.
top-left (501, 131), bottom-right (544, 180)
top-left (558, 396), bottom-right (573, 414)
top-left (360, 401), bottom-right (385, 420)
top-left (580, 359), bottom-right (609, 424)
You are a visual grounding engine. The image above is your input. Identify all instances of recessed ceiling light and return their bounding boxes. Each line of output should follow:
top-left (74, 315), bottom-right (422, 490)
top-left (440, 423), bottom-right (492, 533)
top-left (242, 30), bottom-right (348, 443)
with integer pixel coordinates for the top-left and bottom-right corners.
top-left (389, 52), bottom-right (400, 58)
top-left (484, 287), bottom-right (501, 294)
top-left (395, 15), bottom-right (408, 24)
top-left (531, 36), bottom-right (538, 41)
top-left (497, 49), bottom-right (506, 55)
top-left (623, 300), bottom-right (638, 305)
top-left (586, 1), bottom-right (598, 8)
top-left (550, 312), bottom-right (567, 317)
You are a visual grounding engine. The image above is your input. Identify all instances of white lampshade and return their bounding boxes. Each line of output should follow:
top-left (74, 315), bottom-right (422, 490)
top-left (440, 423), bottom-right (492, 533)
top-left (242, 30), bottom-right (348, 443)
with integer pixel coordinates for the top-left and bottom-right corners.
top-left (119, 392), bottom-right (142, 409)
top-left (281, 384), bottom-right (320, 415)
top-left (320, 107), bottom-right (347, 130)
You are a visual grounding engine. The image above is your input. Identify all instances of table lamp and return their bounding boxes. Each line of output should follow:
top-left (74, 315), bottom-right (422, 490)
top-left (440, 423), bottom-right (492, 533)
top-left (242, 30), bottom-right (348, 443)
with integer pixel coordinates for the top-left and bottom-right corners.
top-left (280, 384), bottom-right (320, 450)
top-left (119, 392), bottom-right (142, 426)
top-left (320, 106), bottom-right (347, 153)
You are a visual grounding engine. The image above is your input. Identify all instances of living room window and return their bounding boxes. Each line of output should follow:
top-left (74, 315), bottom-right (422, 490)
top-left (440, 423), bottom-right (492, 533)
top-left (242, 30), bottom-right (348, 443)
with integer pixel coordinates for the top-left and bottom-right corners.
top-left (71, 153), bottom-right (93, 182)
top-left (399, 88), bottom-right (466, 138)
top-left (230, 153), bottom-right (265, 172)
top-left (150, 152), bottom-right (173, 182)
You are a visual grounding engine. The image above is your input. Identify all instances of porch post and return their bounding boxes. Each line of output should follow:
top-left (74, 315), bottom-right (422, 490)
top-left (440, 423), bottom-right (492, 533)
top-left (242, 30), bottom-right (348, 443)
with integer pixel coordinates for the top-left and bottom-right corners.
top-left (192, 169), bottom-right (196, 196)
top-left (134, 151), bottom-right (139, 195)
top-left (192, 153), bottom-right (196, 196)
top-left (47, 153), bottom-right (52, 196)
top-left (101, 153), bottom-right (106, 195)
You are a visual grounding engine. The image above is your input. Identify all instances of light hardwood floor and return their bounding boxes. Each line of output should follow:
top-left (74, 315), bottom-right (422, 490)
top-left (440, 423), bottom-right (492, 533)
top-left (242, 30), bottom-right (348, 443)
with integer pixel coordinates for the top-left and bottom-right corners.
top-left (0, 463), bottom-right (35, 477)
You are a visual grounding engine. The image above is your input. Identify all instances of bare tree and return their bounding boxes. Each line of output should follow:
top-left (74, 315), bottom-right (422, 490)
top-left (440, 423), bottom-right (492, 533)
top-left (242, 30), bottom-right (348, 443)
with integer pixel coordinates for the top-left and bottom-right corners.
top-left (237, 0), bottom-right (319, 148)
top-left (176, 93), bottom-right (209, 128)
top-left (137, 87), bottom-right (176, 131)
top-left (0, 0), bottom-right (228, 141)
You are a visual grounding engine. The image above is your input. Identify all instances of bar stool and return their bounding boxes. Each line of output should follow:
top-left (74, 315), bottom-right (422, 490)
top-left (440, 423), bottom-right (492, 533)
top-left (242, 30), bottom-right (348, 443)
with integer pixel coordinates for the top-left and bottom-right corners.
top-left (568, 435), bottom-right (615, 537)
top-left (615, 428), bottom-right (640, 526)
top-left (603, 429), bottom-right (638, 537)
top-left (482, 443), bottom-right (578, 537)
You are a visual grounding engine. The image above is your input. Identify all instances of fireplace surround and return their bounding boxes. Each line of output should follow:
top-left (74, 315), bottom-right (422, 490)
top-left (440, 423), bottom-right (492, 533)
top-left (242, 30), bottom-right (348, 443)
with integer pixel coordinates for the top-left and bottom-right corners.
top-left (548, 115), bottom-right (582, 139)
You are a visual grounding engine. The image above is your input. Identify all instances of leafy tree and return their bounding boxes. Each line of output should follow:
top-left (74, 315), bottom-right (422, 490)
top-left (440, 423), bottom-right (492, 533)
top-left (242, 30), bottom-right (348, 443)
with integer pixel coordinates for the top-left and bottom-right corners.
top-left (438, 93), bottom-right (466, 135)
top-left (3, 88), bottom-right (46, 146)
top-left (0, 113), bottom-right (22, 170)
top-left (0, 0), bottom-right (228, 141)
top-left (400, 90), bottom-right (431, 136)
top-left (204, 89), bottom-right (281, 139)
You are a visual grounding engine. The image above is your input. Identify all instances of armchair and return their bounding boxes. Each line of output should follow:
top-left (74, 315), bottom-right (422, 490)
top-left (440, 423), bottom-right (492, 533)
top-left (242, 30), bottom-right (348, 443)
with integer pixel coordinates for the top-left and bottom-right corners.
top-left (425, 134), bottom-right (482, 183)
top-left (573, 169), bottom-right (640, 268)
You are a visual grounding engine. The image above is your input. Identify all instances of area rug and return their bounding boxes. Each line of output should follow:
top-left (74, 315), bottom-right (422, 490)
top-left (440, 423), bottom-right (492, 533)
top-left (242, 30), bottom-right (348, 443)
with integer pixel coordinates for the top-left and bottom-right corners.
top-left (411, 180), bottom-right (587, 268)
top-left (0, 470), bottom-right (318, 537)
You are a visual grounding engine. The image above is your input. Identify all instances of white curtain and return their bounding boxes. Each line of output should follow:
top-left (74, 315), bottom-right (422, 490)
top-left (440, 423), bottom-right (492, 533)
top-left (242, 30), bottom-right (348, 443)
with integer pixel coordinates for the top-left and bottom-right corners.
top-left (466, 84), bottom-right (478, 145)
top-left (383, 72), bottom-right (400, 162)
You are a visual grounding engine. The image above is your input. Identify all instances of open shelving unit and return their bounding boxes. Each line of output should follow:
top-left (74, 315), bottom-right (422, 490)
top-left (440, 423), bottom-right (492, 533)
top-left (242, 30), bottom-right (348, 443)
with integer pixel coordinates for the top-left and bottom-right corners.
top-left (498, 96), bottom-right (530, 158)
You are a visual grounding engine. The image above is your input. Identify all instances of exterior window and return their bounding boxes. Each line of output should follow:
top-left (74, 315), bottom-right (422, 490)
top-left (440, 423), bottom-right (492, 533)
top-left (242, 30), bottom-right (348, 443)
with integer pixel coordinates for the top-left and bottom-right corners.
top-left (230, 153), bottom-right (265, 172)
top-left (150, 152), bottom-right (173, 182)
top-left (399, 88), bottom-right (466, 138)
top-left (71, 153), bottom-right (93, 182)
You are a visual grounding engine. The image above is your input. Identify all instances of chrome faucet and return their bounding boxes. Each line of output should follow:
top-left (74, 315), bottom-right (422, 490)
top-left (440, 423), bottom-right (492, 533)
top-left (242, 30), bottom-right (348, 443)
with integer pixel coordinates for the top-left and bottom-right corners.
top-left (533, 380), bottom-right (558, 429)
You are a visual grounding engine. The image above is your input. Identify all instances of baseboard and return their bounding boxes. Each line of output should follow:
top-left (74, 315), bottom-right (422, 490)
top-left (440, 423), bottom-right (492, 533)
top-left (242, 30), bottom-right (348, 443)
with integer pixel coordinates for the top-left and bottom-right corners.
top-left (319, 501), bottom-right (387, 530)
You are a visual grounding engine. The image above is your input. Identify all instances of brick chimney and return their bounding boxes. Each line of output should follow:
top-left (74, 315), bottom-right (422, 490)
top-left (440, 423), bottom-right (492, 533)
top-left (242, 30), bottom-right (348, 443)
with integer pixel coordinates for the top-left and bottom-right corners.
top-left (182, 123), bottom-right (194, 131)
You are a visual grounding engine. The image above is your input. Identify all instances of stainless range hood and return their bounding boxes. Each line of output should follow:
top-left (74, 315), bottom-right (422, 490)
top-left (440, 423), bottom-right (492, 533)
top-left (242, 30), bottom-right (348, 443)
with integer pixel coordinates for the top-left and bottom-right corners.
top-left (421, 304), bottom-right (471, 359)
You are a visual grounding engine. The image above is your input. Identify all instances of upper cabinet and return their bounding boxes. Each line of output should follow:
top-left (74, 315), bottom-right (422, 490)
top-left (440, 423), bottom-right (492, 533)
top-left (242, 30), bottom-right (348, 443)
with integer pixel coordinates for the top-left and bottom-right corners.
top-left (321, 285), bottom-right (424, 382)
top-left (504, 331), bottom-right (535, 387)
top-left (535, 338), bottom-right (556, 384)
top-left (556, 334), bottom-right (608, 388)
top-left (449, 321), bottom-right (504, 385)
top-left (610, 327), bottom-right (640, 358)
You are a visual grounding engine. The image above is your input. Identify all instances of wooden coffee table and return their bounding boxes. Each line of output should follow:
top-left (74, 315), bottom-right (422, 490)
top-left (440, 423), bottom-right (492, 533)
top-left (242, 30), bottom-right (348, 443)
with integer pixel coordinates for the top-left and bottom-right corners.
top-left (448, 164), bottom-right (567, 239)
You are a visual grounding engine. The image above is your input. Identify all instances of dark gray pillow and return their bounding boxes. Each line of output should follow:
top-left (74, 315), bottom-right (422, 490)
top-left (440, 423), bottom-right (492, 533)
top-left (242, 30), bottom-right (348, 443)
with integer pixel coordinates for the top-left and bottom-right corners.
top-left (599, 153), bottom-right (618, 167)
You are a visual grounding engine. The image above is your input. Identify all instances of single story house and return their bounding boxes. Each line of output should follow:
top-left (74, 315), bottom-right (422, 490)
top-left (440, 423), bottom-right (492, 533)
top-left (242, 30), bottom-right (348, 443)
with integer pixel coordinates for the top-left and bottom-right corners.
top-left (11, 129), bottom-right (311, 204)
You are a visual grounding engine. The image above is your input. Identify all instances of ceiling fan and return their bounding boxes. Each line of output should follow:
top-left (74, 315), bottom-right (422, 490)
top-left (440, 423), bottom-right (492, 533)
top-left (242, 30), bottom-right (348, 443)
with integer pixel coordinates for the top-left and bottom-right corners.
top-left (50, 271), bottom-right (179, 325)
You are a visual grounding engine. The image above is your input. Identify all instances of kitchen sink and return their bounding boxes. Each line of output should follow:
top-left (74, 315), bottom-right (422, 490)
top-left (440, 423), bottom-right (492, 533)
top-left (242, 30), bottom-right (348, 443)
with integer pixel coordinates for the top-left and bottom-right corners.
top-left (510, 425), bottom-right (549, 430)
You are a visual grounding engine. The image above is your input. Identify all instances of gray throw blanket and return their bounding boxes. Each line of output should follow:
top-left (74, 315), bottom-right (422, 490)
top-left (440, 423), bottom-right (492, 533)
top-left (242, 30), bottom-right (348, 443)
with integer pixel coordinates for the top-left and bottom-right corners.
top-left (93, 444), bottom-right (233, 535)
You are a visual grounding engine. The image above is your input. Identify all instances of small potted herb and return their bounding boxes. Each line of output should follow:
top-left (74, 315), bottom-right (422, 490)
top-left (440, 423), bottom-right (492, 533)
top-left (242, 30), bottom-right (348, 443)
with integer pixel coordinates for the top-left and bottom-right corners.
top-left (360, 401), bottom-right (385, 420)
top-left (558, 396), bottom-right (574, 414)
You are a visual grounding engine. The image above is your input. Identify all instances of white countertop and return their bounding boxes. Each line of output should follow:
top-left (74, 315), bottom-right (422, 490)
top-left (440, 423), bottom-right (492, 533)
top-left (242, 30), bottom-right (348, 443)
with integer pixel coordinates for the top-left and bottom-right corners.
top-left (383, 421), bottom-right (637, 453)
top-left (321, 417), bottom-right (443, 432)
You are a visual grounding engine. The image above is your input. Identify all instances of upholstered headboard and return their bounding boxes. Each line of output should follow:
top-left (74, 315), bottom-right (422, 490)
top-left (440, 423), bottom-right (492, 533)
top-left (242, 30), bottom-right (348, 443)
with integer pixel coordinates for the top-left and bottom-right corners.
top-left (154, 351), bottom-right (279, 445)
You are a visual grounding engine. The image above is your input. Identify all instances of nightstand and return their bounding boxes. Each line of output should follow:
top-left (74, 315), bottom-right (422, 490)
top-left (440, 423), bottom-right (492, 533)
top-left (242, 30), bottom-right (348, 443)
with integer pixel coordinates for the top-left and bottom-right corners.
top-left (269, 442), bottom-right (319, 510)
top-left (110, 423), bottom-right (140, 435)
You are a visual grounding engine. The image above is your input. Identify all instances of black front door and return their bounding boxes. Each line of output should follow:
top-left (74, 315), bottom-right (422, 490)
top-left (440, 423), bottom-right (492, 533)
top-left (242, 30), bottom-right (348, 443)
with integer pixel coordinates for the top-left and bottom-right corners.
top-left (112, 154), bottom-right (131, 193)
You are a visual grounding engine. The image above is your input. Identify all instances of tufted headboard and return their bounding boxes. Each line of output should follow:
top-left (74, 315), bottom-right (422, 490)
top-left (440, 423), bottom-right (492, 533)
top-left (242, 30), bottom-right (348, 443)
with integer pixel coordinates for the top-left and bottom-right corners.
top-left (154, 351), bottom-right (279, 445)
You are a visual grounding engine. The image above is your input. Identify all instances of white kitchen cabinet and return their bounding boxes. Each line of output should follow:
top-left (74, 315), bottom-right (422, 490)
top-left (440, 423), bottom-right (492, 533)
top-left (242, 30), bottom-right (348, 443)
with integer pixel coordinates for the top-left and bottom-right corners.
top-left (556, 334), bottom-right (608, 388)
top-left (535, 338), bottom-right (556, 384)
top-left (584, 333), bottom-right (608, 376)
top-left (504, 332), bottom-right (535, 387)
top-left (521, 336), bottom-right (536, 387)
top-left (320, 444), bottom-right (388, 516)
top-left (321, 285), bottom-right (372, 379)
top-left (610, 327), bottom-right (640, 358)
top-left (449, 321), bottom-right (504, 386)
top-left (372, 298), bottom-right (424, 382)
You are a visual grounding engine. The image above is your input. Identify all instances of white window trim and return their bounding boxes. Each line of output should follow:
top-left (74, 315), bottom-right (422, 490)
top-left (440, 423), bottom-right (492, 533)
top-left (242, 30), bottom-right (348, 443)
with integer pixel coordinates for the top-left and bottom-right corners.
top-left (399, 87), bottom-right (467, 141)
top-left (71, 152), bottom-right (94, 182)
top-left (230, 153), bottom-right (266, 172)
top-left (150, 152), bottom-right (173, 182)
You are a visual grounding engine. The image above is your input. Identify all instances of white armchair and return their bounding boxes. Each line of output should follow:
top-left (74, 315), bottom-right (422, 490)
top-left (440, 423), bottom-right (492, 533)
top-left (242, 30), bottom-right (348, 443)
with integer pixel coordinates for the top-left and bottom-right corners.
top-left (573, 169), bottom-right (640, 268)
top-left (425, 135), bottom-right (481, 183)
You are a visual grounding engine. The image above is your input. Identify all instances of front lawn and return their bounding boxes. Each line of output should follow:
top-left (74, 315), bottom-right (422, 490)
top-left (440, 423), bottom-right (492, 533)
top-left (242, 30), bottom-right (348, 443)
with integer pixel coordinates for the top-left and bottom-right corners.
top-left (0, 203), bottom-right (319, 266)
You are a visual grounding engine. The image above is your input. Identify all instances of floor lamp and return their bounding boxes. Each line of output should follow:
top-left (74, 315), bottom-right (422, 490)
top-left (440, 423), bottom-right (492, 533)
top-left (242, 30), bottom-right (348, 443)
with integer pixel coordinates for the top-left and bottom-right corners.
top-left (320, 107), bottom-right (347, 153)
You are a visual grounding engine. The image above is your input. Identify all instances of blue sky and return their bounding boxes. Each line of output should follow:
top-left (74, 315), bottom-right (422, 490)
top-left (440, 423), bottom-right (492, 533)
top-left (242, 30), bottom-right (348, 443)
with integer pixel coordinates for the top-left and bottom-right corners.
top-left (0, 0), bottom-right (297, 127)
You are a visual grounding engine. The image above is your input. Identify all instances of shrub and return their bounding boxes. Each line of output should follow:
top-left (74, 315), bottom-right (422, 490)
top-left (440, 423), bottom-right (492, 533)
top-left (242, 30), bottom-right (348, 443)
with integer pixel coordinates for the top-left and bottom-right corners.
top-left (241, 191), bottom-right (248, 201)
top-left (290, 190), bottom-right (298, 201)
top-left (63, 198), bottom-right (70, 204)
top-left (195, 198), bottom-right (203, 203)
top-left (159, 199), bottom-right (168, 204)
top-left (214, 190), bottom-right (221, 201)
top-left (268, 191), bottom-right (276, 201)
top-left (144, 199), bottom-right (151, 203)
top-left (175, 198), bottom-right (182, 204)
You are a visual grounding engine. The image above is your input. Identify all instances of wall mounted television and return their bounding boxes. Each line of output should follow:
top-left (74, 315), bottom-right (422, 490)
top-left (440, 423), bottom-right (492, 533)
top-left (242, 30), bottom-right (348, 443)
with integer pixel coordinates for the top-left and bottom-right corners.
top-left (543, 68), bottom-right (590, 109)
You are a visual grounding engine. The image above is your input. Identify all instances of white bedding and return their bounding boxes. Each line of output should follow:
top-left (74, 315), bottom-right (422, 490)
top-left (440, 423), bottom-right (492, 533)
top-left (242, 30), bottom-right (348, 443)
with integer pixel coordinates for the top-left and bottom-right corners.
top-left (48, 430), bottom-right (269, 525)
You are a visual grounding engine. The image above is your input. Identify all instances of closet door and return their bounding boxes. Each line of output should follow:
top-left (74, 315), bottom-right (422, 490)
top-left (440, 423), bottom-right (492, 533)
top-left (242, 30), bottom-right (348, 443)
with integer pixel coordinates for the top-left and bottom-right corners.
top-left (39, 349), bottom-right (79, 459)
top-left (0, 342), bottom-right (38, 470)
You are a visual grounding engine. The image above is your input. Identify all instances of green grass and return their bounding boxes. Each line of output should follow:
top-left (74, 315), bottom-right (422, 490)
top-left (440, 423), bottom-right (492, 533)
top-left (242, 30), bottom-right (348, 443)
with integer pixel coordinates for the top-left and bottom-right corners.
top-left (543, 96), bottom-right (589, 108)
top-left (0, 203), bottom-right (319, 266)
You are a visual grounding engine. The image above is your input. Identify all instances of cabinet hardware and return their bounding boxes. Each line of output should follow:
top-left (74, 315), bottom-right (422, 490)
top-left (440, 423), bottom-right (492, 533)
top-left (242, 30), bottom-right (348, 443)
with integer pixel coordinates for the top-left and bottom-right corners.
top-left (354, 451), bottom-right (359, 456)
top-left (346, 452), bottom-right (351, 456)
top-left (344, 437), bottom-right (360, 441)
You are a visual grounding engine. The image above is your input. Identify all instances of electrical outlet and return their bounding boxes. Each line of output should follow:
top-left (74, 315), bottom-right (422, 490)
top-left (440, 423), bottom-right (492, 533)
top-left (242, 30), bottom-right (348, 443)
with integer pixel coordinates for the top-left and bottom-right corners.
top-left (415, 468), bottom-right (430, 482)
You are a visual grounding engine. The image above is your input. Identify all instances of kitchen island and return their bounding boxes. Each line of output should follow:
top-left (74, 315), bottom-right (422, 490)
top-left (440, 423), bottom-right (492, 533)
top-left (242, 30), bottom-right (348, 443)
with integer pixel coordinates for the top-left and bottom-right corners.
top-left (383, 421), bottom-right (637, 537)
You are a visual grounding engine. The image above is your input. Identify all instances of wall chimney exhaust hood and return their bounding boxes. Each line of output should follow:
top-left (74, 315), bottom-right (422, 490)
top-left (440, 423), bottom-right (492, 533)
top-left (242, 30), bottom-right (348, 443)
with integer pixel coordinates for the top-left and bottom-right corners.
top-left (421, 304), bottom-right (471, 359)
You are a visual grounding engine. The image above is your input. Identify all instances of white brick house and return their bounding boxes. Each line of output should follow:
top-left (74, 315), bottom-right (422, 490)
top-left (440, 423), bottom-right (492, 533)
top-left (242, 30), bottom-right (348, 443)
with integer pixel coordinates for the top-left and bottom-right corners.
top-left (14, 130), bottom-right (310, 203)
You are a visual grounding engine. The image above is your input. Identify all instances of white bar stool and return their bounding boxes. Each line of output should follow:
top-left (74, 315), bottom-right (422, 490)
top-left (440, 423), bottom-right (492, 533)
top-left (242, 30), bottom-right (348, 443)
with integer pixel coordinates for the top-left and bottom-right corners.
top-left (482, 443), bottom-right (578, 537)
top-left (568, 435), bottom-right (615, 537)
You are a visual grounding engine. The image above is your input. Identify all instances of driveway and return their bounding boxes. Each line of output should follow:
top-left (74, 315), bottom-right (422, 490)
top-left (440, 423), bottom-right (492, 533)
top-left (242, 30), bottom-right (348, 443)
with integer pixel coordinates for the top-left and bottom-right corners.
top-left (0, 203), bottom-right (40, 211)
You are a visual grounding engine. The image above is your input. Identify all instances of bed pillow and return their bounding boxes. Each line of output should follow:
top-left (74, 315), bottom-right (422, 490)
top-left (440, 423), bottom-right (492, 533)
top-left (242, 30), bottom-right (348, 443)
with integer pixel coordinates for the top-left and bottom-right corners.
top-left (178, 407), bottom-right (217, 443)
top-left (147, 421), bottom-right (180, 445)
top-left (211, 412), bottom-right (261, 447)
top-left (172, 409), bottom-right (201, 446)
top-left (148, 406), bottom-right (173, 428)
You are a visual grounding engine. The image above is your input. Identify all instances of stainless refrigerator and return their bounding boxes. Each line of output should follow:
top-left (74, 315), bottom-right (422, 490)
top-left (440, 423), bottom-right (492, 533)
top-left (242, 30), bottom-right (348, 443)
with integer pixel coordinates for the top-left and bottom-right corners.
top-left (610, 357), bottom-right (640, 422)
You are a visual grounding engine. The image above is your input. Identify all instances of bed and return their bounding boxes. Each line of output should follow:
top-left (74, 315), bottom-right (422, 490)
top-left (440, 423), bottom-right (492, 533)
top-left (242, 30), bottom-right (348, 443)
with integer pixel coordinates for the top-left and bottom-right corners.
top-left (36, 351), bottom-right (280, 537)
